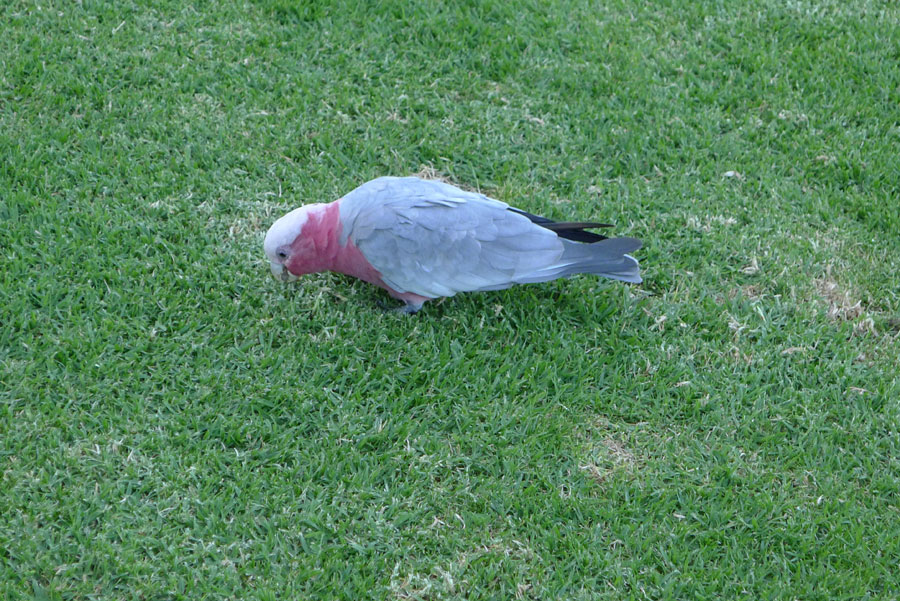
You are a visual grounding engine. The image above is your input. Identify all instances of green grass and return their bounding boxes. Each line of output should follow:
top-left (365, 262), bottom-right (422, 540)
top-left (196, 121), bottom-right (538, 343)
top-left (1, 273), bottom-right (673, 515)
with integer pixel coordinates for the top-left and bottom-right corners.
top-left (2, 0), bottom-right (900, 598)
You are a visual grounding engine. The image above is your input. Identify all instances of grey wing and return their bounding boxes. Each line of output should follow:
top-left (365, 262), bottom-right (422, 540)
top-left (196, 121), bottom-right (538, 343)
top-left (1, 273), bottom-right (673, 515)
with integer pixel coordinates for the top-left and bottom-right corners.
top-left (343, 178), bottom-right (565, 298)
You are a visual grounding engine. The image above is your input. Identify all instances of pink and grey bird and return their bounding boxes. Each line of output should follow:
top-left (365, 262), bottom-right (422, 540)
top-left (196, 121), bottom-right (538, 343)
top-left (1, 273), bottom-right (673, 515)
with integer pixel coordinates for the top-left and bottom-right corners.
top-left (264, 177), bottom-right (642, 313)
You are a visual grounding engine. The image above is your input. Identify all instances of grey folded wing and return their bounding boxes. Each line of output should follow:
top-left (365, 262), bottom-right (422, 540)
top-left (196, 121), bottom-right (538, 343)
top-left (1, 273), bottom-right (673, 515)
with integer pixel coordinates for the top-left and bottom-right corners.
top-left (340, 178), bottom-right (565, 298)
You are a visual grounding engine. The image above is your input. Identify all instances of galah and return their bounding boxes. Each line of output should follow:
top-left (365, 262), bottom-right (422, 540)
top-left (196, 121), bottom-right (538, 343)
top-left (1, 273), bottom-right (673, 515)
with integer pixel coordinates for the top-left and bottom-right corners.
top-left (264, 176), bottom-right (642, 313)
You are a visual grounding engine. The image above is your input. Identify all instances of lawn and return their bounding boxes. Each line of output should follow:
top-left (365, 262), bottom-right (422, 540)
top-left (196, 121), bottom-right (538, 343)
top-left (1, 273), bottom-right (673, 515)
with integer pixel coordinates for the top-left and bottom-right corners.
top-left (2, 0), bottom-right (899, 599)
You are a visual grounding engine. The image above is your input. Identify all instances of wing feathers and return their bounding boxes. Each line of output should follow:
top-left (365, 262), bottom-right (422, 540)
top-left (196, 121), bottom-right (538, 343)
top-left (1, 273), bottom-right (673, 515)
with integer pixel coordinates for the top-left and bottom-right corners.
top-left (507, 207), bottom-right (612, 242)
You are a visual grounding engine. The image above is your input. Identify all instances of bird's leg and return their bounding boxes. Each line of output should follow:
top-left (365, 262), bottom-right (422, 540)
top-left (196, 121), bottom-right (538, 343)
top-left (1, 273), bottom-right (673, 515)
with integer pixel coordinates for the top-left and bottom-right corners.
top-left (378, 291), bottom-right (429, 314)
top-left (399, 300), bottom-right (424, 314)
top-left (376, 299), bottom-right (424, 314)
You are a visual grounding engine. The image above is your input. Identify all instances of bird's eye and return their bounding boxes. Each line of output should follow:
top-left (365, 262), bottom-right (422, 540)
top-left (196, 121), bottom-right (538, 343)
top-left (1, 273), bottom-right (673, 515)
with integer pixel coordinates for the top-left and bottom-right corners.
top-left (276, 249), bottom-right (288, 259)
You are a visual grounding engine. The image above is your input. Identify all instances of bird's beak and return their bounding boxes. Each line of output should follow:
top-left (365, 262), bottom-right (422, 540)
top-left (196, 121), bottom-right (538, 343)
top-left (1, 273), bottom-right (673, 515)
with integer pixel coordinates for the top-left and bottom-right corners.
top-left (270, 262), bottom-right (298, 282)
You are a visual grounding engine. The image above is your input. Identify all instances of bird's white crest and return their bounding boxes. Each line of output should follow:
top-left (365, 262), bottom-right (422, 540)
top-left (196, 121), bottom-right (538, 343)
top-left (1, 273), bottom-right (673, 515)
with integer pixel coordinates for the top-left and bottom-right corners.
top-left (264, 204), bottom-right (321, 262)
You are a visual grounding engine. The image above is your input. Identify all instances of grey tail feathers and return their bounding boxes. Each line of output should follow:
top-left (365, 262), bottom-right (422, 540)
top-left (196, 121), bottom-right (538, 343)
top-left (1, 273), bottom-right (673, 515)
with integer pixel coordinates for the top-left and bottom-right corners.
top-left (515, 237), bottom-right (643, 285)
top-left (561, 237), bottom-right (642, 283)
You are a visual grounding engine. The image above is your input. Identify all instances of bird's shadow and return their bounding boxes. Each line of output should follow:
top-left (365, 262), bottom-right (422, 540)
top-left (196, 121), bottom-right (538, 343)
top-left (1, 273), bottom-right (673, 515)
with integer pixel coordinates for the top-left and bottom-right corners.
top-left (367, 277), bottom-right (648, 332)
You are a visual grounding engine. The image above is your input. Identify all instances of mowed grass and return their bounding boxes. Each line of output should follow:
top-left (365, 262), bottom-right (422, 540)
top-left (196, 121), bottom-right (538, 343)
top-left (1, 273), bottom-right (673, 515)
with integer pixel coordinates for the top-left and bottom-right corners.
top-left (2, 0), bottom-right (900, 598)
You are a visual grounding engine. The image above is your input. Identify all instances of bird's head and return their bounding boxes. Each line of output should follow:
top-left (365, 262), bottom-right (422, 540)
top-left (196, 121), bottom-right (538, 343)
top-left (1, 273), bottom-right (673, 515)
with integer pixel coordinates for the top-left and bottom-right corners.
top-left (264, 204), bottom-right (324, 282)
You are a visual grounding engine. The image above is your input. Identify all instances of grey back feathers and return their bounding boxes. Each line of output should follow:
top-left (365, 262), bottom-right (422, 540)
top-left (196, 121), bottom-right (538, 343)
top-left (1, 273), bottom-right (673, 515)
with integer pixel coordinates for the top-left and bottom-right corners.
top-left (339, 177), bottom-right (642, 298)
